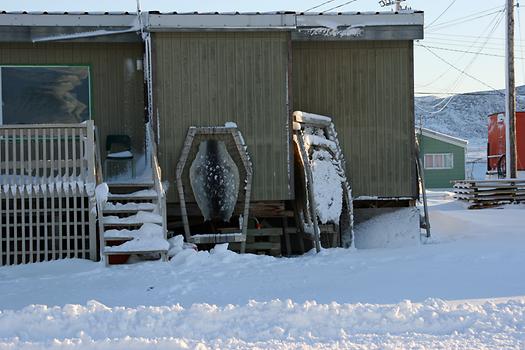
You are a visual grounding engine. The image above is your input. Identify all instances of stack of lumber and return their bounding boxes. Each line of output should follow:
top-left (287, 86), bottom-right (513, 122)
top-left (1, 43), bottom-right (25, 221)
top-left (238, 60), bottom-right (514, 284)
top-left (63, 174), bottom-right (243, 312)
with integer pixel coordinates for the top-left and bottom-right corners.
top-left (453, 179), bottom-right (525, 208)
top-left (229, 228), bottom-right (282, 257)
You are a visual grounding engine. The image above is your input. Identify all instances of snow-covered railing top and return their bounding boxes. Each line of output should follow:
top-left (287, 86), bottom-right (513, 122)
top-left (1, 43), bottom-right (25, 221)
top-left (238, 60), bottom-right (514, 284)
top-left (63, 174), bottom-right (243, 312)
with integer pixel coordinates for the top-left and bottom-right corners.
top-left (0, 121), bottom-right (96, 192)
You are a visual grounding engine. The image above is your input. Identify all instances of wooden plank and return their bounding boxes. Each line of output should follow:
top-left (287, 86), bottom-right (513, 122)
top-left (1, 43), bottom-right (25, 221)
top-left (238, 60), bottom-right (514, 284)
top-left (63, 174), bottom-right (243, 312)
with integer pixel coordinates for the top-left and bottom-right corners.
top-left (19, 128), bottom-right (26, 264)
top-left (57, 128), bottom-right (63, 260)
top-left (246, 228), bottom-right (282, 237)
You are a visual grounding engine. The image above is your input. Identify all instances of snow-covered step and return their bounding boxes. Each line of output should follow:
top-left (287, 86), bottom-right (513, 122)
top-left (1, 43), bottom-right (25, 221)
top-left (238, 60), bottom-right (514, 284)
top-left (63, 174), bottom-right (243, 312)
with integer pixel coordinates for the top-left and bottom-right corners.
top-left (102, 202), bottom-right (157, 215)
top-left (103, 211), bottom-right (163, 228)
top-left (104, 236), bottom-right (169, 254)
top-left (107, 189), bottom-right (158, 201)
top-left (103, 223), bottom-right (168, 262)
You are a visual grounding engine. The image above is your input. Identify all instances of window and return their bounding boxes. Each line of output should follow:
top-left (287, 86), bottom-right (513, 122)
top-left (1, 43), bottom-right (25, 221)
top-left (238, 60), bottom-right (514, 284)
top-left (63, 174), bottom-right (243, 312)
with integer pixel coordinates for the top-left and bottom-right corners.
top-left (424, 153), bottom-right (454, 169)
top-left (0, 65), bottom-right (91, 125)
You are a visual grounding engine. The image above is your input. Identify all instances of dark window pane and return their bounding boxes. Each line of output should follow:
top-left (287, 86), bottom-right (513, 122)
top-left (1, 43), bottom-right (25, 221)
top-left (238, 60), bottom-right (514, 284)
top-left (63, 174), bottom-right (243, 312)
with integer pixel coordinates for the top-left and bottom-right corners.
top-left (1, 66), bottom-right (91, 124)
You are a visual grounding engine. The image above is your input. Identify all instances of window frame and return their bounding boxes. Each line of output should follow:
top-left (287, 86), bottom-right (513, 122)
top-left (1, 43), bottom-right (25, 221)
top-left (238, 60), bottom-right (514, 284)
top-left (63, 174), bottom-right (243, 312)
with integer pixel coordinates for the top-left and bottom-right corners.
top-left (0, 64), bottom-right (93, 125)
top-left (424, 153), bottom-right (454, 170)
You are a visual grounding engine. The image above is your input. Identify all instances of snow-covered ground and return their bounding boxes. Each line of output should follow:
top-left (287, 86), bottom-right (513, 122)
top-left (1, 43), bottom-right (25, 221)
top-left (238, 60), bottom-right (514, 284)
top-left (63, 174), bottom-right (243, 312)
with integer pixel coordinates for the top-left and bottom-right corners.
top-left (0, 192), bottom-right (524, 349)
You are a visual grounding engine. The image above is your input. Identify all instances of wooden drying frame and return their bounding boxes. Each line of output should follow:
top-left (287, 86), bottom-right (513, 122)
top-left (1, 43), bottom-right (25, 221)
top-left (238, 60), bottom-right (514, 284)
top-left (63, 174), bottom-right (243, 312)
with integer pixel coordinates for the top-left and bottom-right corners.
top-left (175, 126), bottom-right (253, 253)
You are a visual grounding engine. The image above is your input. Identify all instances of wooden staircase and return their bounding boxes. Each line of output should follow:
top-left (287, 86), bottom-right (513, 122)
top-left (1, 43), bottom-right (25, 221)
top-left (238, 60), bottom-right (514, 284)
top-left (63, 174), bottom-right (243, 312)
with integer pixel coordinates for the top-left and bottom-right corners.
top-left (100, 183), bottom-right (168, 266)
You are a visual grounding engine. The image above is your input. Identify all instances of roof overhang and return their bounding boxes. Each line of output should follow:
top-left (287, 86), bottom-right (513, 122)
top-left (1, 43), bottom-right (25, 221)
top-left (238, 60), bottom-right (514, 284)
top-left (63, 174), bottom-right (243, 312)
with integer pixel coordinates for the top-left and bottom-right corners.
top-left (294, 12), bottom-right (423, 41)
top-left (147, 12), bottom-right (296, 31)
top-left (0, 11), bottom-right (424, 42)
top-left (417, 128), bottom-right (468, 148)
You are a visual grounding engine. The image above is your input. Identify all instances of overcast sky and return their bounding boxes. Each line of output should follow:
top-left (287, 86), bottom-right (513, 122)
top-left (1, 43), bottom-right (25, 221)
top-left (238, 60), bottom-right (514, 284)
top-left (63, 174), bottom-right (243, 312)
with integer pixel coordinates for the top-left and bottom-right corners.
top-left (2, 0), bottom-right (522, 95)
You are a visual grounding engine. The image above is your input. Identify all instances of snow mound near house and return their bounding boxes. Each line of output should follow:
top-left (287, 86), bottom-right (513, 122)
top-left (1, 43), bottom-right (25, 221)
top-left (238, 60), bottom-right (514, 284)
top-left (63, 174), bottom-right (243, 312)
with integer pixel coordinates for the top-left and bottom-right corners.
top-left (354, 207), bottom-right (421, 249)
top-left (0, 298), bottom-right (523, 349)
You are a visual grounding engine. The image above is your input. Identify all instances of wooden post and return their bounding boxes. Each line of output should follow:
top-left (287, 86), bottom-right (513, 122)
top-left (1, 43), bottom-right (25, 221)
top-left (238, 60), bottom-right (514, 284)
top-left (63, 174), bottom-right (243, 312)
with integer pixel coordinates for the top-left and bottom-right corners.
top-left (506, 0), bottom-right (518, 178)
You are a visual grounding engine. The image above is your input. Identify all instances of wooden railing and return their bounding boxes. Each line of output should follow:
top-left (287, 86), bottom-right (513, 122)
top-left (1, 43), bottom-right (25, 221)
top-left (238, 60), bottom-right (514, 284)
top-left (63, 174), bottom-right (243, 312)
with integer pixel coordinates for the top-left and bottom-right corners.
top-left (0, 121), bottom-right (98, 265)
top-left (0, 121), bottom-right (96, 187)
top-left (147, 122), bottom-right (168, 242)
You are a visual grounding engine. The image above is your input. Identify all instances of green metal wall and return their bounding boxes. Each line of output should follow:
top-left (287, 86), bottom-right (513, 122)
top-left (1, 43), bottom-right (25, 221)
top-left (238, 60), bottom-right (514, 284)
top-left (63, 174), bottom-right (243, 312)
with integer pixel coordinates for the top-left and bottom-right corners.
top-left (0, 42), bottom-right (145, 154)
top-left (153, 32), bottom-right (291, 202)
top-left (418, 134), bottom-right (466, 188)
top-left (292, 40), bottom-right (417, 198)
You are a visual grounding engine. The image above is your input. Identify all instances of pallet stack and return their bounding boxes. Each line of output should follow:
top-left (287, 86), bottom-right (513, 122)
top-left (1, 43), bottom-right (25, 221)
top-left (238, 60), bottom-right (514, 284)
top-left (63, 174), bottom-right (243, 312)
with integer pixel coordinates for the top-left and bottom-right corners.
top-left (453, 179), bottom-right (525, 208)
top-left (228, 228), bottom-right (282, 257)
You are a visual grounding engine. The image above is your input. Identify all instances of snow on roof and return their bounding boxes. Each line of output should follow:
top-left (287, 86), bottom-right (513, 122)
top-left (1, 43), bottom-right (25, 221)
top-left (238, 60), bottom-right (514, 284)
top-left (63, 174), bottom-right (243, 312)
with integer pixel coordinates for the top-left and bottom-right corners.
top-left (417, 128), bottom-right (468, 148)
top-left (0, 10), bottom-right (424, 29)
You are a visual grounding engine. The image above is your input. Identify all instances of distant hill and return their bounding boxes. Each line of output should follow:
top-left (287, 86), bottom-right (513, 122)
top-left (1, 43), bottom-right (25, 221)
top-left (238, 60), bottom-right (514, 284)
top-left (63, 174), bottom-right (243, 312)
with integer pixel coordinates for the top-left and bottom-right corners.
top-left (414, 86), bottom-right (525, 150)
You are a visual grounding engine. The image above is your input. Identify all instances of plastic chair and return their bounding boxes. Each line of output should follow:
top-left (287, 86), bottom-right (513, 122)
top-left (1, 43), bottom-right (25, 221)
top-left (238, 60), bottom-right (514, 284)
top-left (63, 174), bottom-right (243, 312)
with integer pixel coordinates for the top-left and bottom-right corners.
top-left (104, 134), bottom-right (135, 178)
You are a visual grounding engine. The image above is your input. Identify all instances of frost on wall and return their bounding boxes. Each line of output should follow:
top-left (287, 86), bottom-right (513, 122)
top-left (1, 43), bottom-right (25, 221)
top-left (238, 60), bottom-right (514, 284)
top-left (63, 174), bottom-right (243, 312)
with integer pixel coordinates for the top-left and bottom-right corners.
top-left (190, 140), bottom-right (240, 222)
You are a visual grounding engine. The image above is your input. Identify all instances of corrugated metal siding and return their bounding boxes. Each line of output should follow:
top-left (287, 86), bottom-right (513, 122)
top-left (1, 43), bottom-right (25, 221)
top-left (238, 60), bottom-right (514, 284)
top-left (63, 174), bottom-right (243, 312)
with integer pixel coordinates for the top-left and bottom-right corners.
top-left (153, 32), bottom-right (290, 202)
top-left (292, 40), bottom-right (417, 198)
top-left (0, 42), bottom-right (145, 153)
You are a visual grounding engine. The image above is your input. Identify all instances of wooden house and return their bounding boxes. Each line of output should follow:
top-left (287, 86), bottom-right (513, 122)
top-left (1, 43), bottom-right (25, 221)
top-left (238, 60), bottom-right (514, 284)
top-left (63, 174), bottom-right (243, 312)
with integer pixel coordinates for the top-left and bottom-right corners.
top-left (0, 11), bottom-right (424, 265)
top-left (417, 128), bottom-right (468, 189)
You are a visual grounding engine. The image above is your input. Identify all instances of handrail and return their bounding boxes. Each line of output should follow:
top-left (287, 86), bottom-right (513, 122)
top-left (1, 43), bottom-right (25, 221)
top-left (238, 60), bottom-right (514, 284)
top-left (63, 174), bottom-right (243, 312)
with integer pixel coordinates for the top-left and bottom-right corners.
top-left (147, 122), bottom-right (168, 241)
top-left (0, 121), bottom-right (95, 186)
top-left (94, 126), bottom-right (104, 186)
top-left (0, 122), bottom-right (90, 129)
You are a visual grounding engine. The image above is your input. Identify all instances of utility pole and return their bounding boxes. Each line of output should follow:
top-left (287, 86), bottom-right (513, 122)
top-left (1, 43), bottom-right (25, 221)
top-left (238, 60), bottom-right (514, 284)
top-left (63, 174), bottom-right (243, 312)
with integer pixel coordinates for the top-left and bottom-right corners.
top-left (505, 0), bottom-right (518, 178)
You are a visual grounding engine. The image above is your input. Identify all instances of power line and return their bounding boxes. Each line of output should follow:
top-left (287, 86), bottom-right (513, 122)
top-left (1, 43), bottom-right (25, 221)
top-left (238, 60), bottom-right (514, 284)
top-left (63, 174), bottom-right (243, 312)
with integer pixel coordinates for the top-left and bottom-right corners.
top-left (425, 33), bottom-right (525, 44)
top-left (304, 0), bottom-right (339, 12)
top-left (417, 10), bottom-right (505, 109)
top-left (426, 8), bottom-right (504, 32)
top-left (324, 0), bottom-right (359, 12)
top-left (416, 10), bottom-right (505, 90)
top-left (426, 5), bottom-right (504, 28)
top-left (424, 32), bottom-right (525, 42)
top-left (425, 0), bottom-right (458, 28)
top-left (418, 43), bottom-right (505, 94)
top-left (424, 36), bottom-right (525, 50)
top-left (415, 92), bottom-right (516, 96)
top-left (416, 43), bottom-right (525, 59)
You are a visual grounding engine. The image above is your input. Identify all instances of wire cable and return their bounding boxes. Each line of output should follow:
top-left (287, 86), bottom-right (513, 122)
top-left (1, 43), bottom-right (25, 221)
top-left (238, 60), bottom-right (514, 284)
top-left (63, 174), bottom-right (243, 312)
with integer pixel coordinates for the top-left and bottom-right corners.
top-left (418, 43), bottom-right (504, 95)
top-left (426, 5), bottom-right (503, 28)
top-left (416, 10), bottom-right (505, 109)
top-left (304, 0), bottom-right (339, 12)
top-left (416, 11), bottom-right (504, 89)
top-left (425, 0), bottom-right (458, 28)
top-left (324, 0), bottom-right (359, 12)
top-left (415, 9), bottom-right (505, 112)
top-left (426, 7), bottom-right (504, 32)
top-left (415, 44), bottom-right (523, 59)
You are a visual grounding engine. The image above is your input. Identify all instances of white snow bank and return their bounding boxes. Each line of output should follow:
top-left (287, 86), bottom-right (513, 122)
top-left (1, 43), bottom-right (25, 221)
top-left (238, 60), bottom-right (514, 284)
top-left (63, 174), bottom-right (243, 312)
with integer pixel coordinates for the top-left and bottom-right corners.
top-left (354, 208), bottom-right (421, 249)
top-left (167, 235), bottom-right (197, 257)
top-left (0, 298), bottom-right (523, 349)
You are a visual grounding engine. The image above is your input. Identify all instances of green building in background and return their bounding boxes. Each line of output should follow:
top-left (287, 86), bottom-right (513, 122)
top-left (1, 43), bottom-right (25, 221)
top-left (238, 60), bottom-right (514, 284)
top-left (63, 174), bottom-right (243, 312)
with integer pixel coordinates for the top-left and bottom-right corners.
top-left (417, 128), bottom-right (468, 189)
